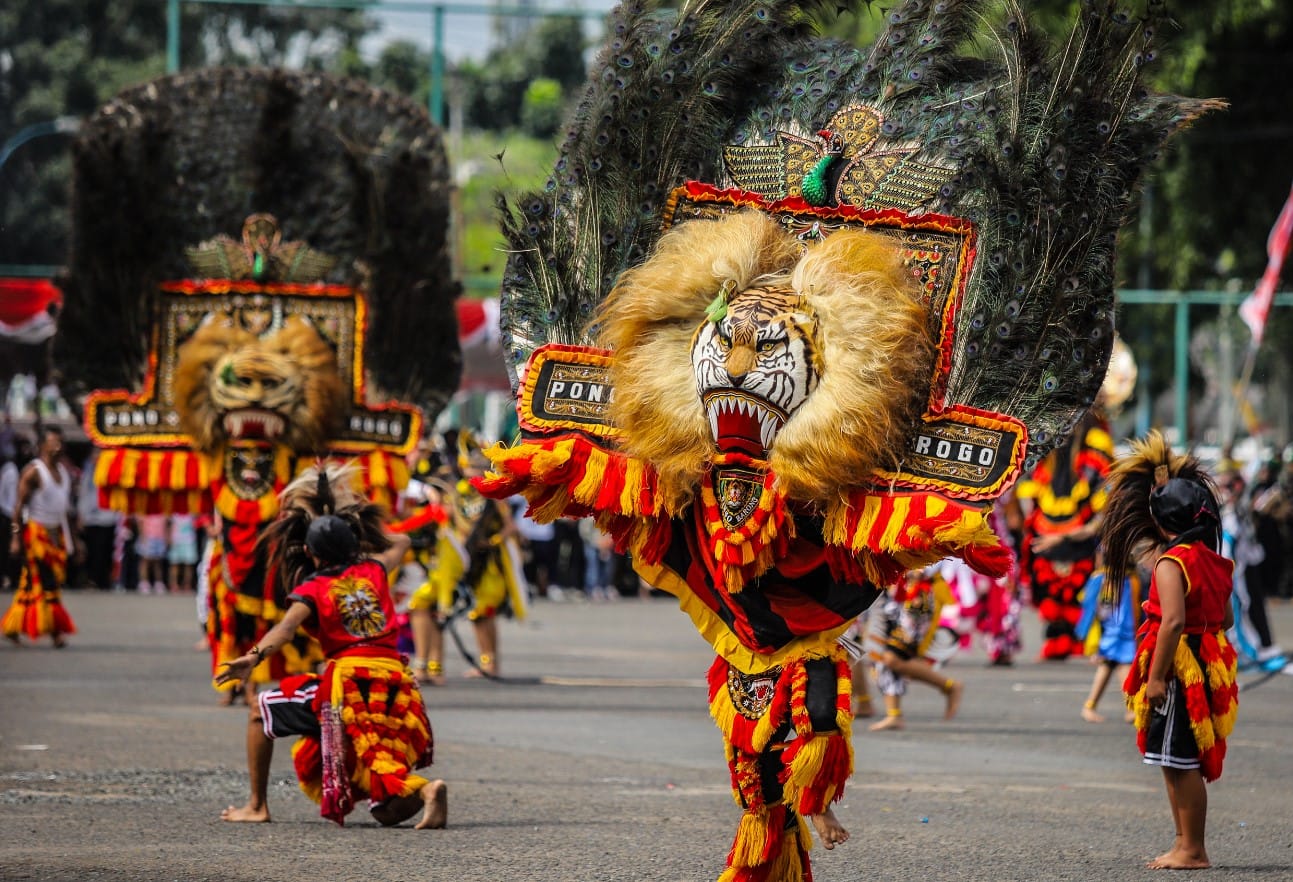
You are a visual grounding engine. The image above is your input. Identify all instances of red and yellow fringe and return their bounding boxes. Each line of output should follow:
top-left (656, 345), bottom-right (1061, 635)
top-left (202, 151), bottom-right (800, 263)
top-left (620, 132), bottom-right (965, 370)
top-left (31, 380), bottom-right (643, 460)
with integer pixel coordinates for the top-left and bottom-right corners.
top-left (822, 490), bottom-right (1011, 584)
top-left (707, 647), bottom-right (853, 882)
top-left (292, 657), bottom-right (435, 824)
top-left (1125, 628), bottom-right (1238, 782)
top-left (699, 463), bottom-right (794, 594)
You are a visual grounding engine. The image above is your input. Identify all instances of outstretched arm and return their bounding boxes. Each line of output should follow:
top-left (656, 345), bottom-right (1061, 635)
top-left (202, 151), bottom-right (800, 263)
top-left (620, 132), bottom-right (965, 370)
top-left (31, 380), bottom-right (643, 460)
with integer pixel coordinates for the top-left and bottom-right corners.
top-left (215, 601), bottom-right (313, 686)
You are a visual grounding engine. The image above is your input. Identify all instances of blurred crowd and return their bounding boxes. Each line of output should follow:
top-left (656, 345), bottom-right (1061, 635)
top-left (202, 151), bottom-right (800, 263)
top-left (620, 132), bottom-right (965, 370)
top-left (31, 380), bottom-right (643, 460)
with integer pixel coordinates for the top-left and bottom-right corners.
top-left (0, 422), bottom-right (206, 595)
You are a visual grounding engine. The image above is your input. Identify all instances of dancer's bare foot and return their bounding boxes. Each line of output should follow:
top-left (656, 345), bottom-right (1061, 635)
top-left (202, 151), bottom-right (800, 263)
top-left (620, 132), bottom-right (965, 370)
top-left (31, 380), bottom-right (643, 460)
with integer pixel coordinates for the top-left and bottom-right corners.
top-left (1149, 835), bottom-right (1182, 866)
top-left (868, 713), bottom-right (904, 732)
top-left (810, 807), bottom-right (849, 849)
top-left (1147, 847), bottom-right (1210, 870)
top-left (414, 779), bottom-right (448, 830)
top-left (1081, 706), bottom-right (1106, 723)
top-left (943, 680), bottom-right (963, 720)
top-left (373, 780), bottom-right (448, 828)
top-left (221, 802), bottom-right (270, 822)
top-left (851, 695), bottom-right (875, 719)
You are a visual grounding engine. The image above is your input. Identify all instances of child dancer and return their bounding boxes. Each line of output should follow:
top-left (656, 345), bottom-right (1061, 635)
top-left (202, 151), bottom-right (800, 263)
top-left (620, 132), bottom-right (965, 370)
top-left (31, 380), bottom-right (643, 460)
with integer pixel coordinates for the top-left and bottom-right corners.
top-left (216, 465), bottom-right (446, 828)
top-left (1101, 432), bottom-right (1237, 870)
top-left (866, 566), bottom-right (963, 732)
top-left (1074, 548), bottom-right (1140, 723)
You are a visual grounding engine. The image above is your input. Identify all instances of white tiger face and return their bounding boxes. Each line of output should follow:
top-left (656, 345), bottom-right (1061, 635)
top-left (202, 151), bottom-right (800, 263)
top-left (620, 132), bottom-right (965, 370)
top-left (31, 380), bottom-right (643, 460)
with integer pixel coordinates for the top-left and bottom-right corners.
top-left (690, 285), bottom-right (819, 457)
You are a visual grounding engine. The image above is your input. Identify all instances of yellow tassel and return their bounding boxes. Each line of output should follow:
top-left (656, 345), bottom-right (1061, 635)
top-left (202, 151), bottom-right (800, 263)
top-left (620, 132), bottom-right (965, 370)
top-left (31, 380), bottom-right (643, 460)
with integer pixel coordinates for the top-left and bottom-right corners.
top-left (729, 809), bottom-right (773, 868)
top-left (930, 511), bottom-right (996, 548)
top-left (1214, 703), bottom-right (1238, 740)
top-left (524, 439), bottom-right (573, 479)
top-left (762, 817), bottom-right (809, 882)
top-left (620, 458), bottom-right (646, 515)
top-left (573, 448), bottom-right (608, 505)
top-left (851, 496), bottom-right (883, 552)
top-left (533, 489), bottom-right (572, 523)
top-left (781, 736), bottom-right (832, 811)
top-left (793, 811), bottom-right (813, 854)
top-left (879, 496), bottom-right (911, 550)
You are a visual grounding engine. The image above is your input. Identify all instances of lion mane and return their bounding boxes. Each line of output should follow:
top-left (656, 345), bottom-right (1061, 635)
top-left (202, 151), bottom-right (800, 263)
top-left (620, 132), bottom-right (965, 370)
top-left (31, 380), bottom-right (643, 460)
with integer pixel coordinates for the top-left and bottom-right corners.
top-left (173, 315), bottom-right (347, 454)
top-left (596, 210), bottom-right (934, 510)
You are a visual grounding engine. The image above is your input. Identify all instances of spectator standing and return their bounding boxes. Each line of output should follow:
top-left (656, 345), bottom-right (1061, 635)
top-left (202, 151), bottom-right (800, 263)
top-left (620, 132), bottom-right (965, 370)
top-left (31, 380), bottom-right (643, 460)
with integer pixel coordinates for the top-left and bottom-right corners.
top-left (0, 442), bottom-right (21, 590)
top-left (168, 513), bottom-right (199, 593)
top-left (78, 450), bottom-right (121, 590)
top-left (136, 513), bottom-right (168, 594)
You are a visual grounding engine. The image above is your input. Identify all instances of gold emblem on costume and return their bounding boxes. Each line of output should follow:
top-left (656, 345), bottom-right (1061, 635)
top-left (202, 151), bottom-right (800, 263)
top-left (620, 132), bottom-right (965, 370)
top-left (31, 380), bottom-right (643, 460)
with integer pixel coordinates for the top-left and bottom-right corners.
top-left (330, 575), bottom-right (387, 638)
top-left (723, 105), bottom-right (954, 211)
top-left (184, 213), bottom-right (338, 283)
top-left (716, 467), bottom-right (765, 530)
top-left (727, 666), bottom-right (781, 720)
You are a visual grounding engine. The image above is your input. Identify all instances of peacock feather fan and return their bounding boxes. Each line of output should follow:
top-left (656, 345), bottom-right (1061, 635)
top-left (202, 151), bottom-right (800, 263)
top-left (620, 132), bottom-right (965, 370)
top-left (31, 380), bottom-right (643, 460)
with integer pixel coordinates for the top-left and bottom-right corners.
top-left (497, 0), bottom-right (832, 382)
top-left (498, 0), bottom-right (1218, 467)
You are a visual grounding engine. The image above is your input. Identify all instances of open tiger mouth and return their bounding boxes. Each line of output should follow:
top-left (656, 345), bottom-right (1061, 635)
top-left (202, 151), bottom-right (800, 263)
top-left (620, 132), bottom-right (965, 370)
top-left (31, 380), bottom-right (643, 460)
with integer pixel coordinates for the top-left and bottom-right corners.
top-left (222, 408), bottom-right (286, 441)
top-left (702, 390), bottom-right (787, 456)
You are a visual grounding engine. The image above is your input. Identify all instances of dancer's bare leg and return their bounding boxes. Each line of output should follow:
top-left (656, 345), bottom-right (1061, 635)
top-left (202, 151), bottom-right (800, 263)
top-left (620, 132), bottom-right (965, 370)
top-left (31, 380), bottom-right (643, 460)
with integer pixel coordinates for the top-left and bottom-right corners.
top-left (886, 656), bottom-right (962, 719)
top-left (221, 701), bottom-right (272, 822)
top-left (467, 616), bottom-right (498, 677)
top-left (1148, 769), bottom-right (1210, 869)
top-left (1082, 660), bottom-right (1114, 723)
top-left (868, 694), bottom-right (904, 731)
top-left (410, 608), bottom-right (438, 683)
top-left (427, 615), bottom-right (446, 684)
top-left (810, 806), bottom-right (849, 849)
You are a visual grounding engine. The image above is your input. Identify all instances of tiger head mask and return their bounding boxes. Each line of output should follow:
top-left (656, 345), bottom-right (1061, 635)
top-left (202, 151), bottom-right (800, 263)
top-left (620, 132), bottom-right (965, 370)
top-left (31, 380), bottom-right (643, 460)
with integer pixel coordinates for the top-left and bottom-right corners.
top-left (597, 210), bottom-right (934, 512)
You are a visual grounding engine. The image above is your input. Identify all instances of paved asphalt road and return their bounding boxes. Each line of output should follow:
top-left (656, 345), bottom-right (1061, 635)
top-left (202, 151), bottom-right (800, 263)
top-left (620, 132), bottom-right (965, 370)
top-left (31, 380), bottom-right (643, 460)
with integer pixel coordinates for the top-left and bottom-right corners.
top-left (2, 590), bottom-right (1291, 882)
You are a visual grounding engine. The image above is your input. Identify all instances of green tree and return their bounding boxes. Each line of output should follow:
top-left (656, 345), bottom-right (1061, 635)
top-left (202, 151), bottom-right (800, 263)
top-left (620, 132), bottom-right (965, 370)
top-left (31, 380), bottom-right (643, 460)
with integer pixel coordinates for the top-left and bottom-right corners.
top-left (0, 0), bottom-right (372, 266)
top-left (455, 14), bottom-right (585, 131)
top-left (521, 77), bottom-right (564, 139)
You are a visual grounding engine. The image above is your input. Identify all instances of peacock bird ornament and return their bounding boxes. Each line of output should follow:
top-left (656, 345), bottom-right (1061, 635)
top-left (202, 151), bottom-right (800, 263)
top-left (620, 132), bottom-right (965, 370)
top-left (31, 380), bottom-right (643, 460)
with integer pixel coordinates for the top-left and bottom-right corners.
top-left (478, 2), bottom-right (1218, 880)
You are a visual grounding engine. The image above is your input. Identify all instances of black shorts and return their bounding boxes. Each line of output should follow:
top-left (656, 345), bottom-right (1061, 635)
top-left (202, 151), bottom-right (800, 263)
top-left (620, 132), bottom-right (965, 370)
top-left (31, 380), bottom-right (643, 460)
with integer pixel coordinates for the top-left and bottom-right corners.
top-left (257, 675), bottom-right (321, 740)
top-left (1143, 678), bottom-right (1200, 772)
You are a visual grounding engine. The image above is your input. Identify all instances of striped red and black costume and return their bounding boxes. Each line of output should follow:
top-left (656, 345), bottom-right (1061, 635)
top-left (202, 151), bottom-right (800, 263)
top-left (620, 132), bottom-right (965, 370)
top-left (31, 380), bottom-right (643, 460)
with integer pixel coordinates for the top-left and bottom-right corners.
top-left (650, 513), bottom-right (874, 882)
top-left (1017, 419), bottom-right (1113, 659)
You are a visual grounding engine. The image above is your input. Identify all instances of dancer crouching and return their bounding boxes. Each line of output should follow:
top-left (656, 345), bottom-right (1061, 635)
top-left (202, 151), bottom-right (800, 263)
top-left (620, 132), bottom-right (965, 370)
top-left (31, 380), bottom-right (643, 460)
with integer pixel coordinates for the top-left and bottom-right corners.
top-left (216, 465), bottom-right (447, 828)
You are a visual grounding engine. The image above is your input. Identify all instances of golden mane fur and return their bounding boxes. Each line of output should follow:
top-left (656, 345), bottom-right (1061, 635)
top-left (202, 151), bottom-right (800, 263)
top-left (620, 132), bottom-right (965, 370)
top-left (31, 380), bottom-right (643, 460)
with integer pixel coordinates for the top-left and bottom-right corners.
top-left (173, 315), bottom-right (347, 454)
top-left (595, 210), bottom-right (934, 510)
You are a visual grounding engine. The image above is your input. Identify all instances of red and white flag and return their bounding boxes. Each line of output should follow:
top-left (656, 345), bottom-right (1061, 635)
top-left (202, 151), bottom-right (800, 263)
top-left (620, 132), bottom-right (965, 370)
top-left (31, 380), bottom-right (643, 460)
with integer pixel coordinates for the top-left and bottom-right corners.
top-left (0, 278), bottom-right (62, 344)
top-left (1239, 182), bottom-right (1293, 346)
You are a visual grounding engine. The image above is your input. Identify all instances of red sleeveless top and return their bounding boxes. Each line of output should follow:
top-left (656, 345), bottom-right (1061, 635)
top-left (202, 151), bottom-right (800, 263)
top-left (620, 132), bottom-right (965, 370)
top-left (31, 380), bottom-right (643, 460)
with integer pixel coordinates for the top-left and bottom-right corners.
top-left (288, 559), bottom-right (399, 658)
top-left (1142, 541), bottom-right (1232, 634)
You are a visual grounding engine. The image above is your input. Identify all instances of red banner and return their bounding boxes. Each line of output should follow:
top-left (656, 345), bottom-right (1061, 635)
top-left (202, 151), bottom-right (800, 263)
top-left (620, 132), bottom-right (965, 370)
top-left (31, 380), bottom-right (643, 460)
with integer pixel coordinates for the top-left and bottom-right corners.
top-left (1239, 182), bottom-right (1293, 346)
